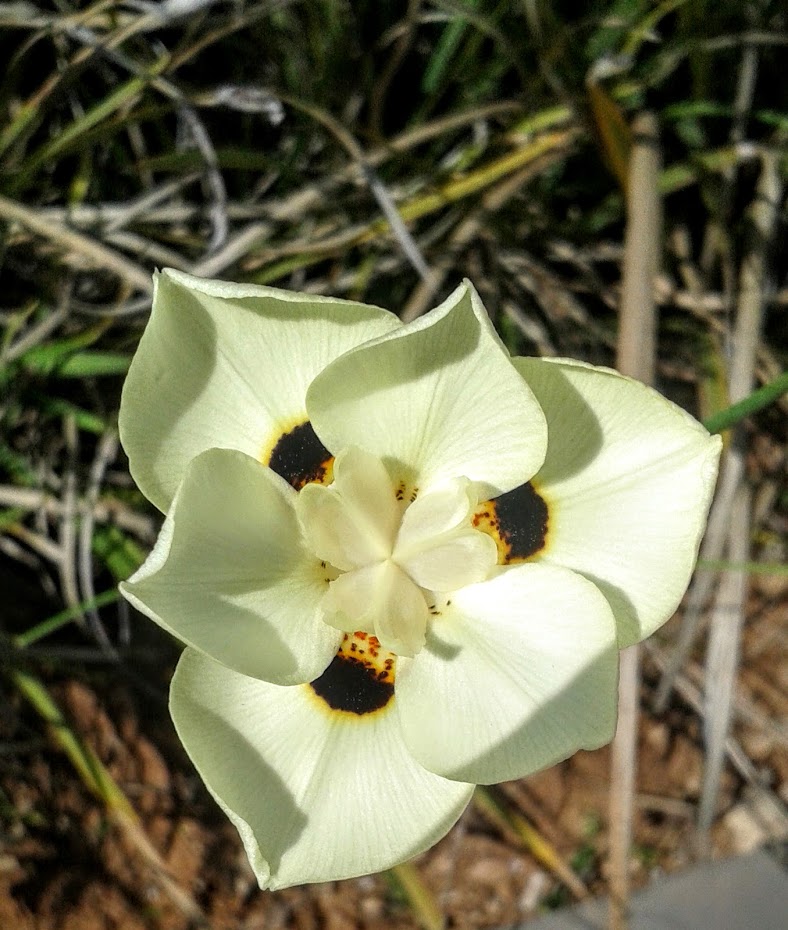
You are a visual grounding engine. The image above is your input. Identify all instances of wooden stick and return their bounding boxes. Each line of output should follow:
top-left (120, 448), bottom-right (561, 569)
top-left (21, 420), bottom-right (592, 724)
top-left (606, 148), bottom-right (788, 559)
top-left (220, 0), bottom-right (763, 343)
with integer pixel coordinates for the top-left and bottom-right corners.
top-left (608, 111), bottom-right (661, 930)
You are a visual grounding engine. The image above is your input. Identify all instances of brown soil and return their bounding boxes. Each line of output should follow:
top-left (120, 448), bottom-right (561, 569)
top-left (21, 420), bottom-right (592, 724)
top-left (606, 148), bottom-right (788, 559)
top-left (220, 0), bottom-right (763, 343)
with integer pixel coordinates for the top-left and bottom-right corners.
top-left (0, 583), bottom-right (784, 930)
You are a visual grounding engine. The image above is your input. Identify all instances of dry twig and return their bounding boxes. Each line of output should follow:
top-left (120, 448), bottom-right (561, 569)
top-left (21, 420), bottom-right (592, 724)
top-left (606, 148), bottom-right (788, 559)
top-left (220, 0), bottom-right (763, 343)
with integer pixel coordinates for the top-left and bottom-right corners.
top-left (609, 111), bottom-right (661, 930)
top-left (697, 152), bottom-right (782, 850)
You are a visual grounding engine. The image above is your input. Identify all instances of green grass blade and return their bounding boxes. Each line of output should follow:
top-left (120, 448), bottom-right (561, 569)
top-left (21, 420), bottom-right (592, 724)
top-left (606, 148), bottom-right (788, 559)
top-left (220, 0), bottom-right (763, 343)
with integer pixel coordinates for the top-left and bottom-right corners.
top-left (696, 560), bottom-right (788, 576)
top-left (18, 328), bottom-right (109, 376)
top-left (55, 351), bottom-right (131, 378)
top-left (9, 667), bottom-right (135, 815)
top-left (10, 56), bottom-right (169, 193)
top-left (703, 371), bottom-right (788, 434)
top-left (12, 78), bottom-right (149, 190)
top-left (387, 861), bottom-right (443, 930)
top-left (14, 589), bottom-right (121, 649)
top-left (38, 398), bottom-right (107, 434)
top-left (422, 1), bottom-right (479, 95)
top-left (0, 507), bottom-right (28, 531)
top-left (92, 525), bottom-right (145, 582)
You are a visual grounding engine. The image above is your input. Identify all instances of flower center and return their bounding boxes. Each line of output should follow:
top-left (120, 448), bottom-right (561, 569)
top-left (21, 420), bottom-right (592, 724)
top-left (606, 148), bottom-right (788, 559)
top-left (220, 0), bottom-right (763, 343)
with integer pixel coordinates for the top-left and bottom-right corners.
top-left (296, 446), bottom-right (498, 656)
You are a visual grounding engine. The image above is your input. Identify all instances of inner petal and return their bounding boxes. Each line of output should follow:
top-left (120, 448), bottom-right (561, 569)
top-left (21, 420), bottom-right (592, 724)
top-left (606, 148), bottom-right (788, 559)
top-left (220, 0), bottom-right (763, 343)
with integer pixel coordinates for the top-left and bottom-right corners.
top-left (320, 562), bottom-right (429, 658)
top-left (297, 448), bottom-right (499, 657)
top-left (398, 530), bottom-right (498, 592)
top-left (395, 478), bottom-right (498, 591)
top-left (296, 446), bottom-right (400, 571)
top-left (396, 477), bottom-right (476, 545)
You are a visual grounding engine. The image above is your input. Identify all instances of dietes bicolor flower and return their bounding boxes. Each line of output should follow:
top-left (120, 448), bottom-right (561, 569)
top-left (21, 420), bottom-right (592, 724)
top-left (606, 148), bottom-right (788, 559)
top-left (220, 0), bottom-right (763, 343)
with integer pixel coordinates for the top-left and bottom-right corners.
top-left (119, 270), bottom-right (721, 889)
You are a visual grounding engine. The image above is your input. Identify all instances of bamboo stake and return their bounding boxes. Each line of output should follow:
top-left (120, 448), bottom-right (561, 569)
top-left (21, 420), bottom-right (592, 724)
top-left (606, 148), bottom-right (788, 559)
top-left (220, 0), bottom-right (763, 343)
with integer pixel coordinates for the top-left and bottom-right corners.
top-left (608, 111), bottom-right (661, 930)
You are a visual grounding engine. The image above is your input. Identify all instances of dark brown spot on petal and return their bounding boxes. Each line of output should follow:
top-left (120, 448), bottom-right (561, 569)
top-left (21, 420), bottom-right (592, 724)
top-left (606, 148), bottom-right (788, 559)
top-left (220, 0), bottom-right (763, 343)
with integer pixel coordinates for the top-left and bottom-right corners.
top-left (495, 481), bottom-right (549, 560)
top-left (474, 481), bottom-right (549, 563)
top-left (267, 421), bottom-right (333, 490)
top-left (309, 632), bottom-right (395, 716)
top-left (310, 656), bottom-right (393, 714)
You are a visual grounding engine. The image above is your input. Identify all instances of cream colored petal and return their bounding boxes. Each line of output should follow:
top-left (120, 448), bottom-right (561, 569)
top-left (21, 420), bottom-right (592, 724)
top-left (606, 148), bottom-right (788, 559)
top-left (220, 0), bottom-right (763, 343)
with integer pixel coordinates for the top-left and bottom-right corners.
top-left (397, 530), bottom-right (498, 592)
top-left (296, 447), bottom-right (399, 571)
top-left (395, 478), bottom-right (497, 591)
top-left (121, 448), bottom-right (340, 685)
top-left (321, 562), bottom-right (429, 657)
top-left (396, 478), bottom-right (475, 545)
top-left (397, 564), bottom-right (619, 784)
top-left (307, 281), bottom-right (547, 498)
top-left (120, 269), bottom-right (400, 512)
top-left (170, 649), bottom-right (474, 889)
top-left (514, 357), bottom-right (722, 646)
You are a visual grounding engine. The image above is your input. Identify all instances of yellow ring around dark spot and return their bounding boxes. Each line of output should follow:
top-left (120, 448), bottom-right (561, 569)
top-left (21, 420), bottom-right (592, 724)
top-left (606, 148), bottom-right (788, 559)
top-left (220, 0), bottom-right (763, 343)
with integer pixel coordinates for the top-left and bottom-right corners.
top-left (308, 632), bottom-right (396, 717)
top-left (473, 480), bottom-right (550, 563)
top-left (266, 420), bottom-right (334, 490)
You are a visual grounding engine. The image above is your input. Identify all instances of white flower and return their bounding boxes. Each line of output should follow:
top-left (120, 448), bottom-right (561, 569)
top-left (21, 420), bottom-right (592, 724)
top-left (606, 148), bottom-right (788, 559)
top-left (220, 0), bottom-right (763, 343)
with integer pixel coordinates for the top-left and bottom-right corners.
top-left (119, 270), bottom-right (721, 890)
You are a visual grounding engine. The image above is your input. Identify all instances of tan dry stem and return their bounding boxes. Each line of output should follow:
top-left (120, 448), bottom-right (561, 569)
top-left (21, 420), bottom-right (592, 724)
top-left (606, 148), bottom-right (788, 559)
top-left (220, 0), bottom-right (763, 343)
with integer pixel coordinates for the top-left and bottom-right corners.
top-left (608, 110), bottom-right (661, 930)
top-left (696, 152), bottom-right (782, 850)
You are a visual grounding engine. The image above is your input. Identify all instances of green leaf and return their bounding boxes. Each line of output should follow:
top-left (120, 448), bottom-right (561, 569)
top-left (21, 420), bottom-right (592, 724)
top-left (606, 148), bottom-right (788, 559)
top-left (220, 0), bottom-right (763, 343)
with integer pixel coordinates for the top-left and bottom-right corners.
top-left (10, 57), bottom-right (170, 193)
top-left (20, 339), bottom-right (129, 378)
top-left (0, 443), bottom-right (37, 485)
top-left (92, 526), bottom-right (145, 582)
top-left (139, 147), bottom-right (271, 174)
top-left (39, 398), bottom-right (107, 434)
top-left (586, 82), bottom-right (632, 191)
top-left (9, 668), bottom-right (136, 816)
top-left (0, 507), bottom-right (27, 532)
top-left (14, 589), bottom-right (122, 649)
top-left (56, 351), bottom-right (131, 378)
top-left (19, 330), bottom-right (103, 376)
top-left (422, 1), bottom-right (479, 95)
top-left (697, 560), bottom-right (788, 576)
top-left (703, 371), bottom-right (788, 435)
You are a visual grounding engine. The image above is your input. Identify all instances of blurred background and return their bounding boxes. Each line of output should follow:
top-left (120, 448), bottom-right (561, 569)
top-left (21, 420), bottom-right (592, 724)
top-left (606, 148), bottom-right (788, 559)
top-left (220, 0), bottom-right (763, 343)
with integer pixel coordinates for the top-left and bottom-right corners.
top-left (0, 1), bottom-right (785, 928)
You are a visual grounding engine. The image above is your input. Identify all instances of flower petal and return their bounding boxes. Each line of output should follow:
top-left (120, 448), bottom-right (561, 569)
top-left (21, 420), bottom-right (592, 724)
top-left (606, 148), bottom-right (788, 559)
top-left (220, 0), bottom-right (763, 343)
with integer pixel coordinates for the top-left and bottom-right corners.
top-left (170, 649), bottom-right (474, 890)
top-left (397, 478), bottom-right (476, 543)
top-left (514, 357), bottom-right (722, 646)
top-left (395, 479), bottom-right (498, 591)
top-left (120, 269), bottom-right (400, 512)
top-left (120, 448), bottom-right (341, 685)
top-left (396, 564), bottom-right (619, 784)
top-left (321, 562), bottom-right (429, 657)
top-left (306, 281), bottom-right (547, 498)
top-left (296, 446), bottom-right (399, 571)
top-left (398, 529), bottom-right (498, 593)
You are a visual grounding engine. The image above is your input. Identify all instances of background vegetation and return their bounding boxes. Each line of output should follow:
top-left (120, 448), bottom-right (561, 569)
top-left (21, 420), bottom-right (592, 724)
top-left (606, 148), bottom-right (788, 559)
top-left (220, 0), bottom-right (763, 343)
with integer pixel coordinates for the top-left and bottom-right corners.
top-left (0, 1), bottom-right (785, 928)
